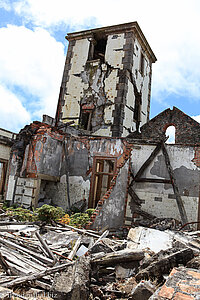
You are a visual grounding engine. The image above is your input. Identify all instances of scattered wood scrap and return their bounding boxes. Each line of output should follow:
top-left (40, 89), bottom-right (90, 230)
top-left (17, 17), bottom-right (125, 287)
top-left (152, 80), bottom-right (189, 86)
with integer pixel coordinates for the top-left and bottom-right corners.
top-left (0, 214), bottom-right (199, 299)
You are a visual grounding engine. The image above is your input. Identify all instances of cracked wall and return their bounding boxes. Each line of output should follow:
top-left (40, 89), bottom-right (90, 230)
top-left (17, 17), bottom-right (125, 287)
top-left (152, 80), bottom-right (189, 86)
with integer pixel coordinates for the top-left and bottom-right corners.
top-left (6, 120), bottom-right (200, 228)
top-left (59, 23), bottom-right (156, 137)
top-left (125, 144), bottom-right (200, 226)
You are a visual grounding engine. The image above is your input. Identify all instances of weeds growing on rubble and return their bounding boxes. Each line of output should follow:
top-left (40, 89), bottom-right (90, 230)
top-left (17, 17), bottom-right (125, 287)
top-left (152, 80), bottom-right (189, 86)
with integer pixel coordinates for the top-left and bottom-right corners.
top-left (6, 207), bottom-right (37, 222)
top-left (59, 209), bottom-right (95, 228)
top-left (5, 205), bottom-right (95, 228)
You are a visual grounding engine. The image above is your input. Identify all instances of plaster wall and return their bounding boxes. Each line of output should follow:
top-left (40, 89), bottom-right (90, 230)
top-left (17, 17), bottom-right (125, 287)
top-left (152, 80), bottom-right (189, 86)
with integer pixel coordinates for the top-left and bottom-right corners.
top-left (123, 79), bottom-right (136, 135)
top-left (61, 38), bottom-right (90, 124)
top-left (132, 38), bottom-right (151, 125)
top-left (37, 135), bottom-right (63, 177)
top-left (0, 128), bottom-right (16, 139)
top-left (6, 175), bottom-right (15, 201)
top-left (122, 37), bottom-right (151, 136)
top-left (126, 144), bottom-right (200, 223)
top-left (0, 144), bottom-right (10, 161)
top-left (105, 33), bottom-right (125, 69)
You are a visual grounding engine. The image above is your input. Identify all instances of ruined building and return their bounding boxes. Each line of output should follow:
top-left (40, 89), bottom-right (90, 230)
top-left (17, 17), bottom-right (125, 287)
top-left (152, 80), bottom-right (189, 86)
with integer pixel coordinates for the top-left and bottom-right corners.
top-left (4, 22), bottom-right (200, 231)
top-left (56, 22), bottom-right (156, 136)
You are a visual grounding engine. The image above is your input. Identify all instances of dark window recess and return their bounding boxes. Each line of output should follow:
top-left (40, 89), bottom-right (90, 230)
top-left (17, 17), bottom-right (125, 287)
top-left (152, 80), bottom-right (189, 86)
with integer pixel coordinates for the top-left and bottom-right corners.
top-left (140, 52), bottom-right (145, 76)
top-left (93, 38), bottom-right (107, 60)
top-left (80, 110), bottom-right (92, 131)
top-left (88, 34), bottom-right (107, 62)
top-left (89, 158), bottom-right (116, 208)
top-left (134, 92), bottom-right (142, 131)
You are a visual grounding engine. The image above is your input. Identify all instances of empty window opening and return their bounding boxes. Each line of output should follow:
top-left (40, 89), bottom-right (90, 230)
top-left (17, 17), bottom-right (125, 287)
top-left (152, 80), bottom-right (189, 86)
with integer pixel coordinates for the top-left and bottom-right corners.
top-left (80, 110), bottom-right (92, 131)
top-left (140, 52), bottom-right (145, 76)
top-left (134, 92), bottom-right (142, 131)
top-left (165, 125), bottom-right (176, 144)
top-left (89, 158), bottom-right (116, 208)
top-left (88, 33), bottom-right (107, 62)
top-left (93, 38), bottom-right (107, 60)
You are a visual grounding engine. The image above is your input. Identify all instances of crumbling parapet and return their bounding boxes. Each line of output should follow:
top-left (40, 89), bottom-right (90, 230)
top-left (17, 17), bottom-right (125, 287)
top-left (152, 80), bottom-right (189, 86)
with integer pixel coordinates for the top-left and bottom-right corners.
top-left (129, 106), bottom-right (200, 144)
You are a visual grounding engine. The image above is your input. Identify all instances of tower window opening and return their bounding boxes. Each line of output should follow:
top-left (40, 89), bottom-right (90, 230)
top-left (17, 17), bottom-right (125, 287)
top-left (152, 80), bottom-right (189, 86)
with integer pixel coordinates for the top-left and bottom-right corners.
top-left (88, 33), bottom-right (107, 62)
top-left (140, 52), bottom-right (145, 76)
top-left (80, 110), bottom-right (92, 131)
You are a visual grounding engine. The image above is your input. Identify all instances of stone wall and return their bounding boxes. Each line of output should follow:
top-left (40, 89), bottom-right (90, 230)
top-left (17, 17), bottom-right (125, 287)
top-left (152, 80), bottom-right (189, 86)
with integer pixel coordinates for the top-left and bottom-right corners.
top-left (130, 107), bottom-right (200, 144)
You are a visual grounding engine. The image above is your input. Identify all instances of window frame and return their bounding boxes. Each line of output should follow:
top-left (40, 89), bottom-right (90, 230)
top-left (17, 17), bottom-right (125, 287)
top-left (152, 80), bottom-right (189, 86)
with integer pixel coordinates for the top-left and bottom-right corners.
top-left (88, 156), bottom-right (117, 208)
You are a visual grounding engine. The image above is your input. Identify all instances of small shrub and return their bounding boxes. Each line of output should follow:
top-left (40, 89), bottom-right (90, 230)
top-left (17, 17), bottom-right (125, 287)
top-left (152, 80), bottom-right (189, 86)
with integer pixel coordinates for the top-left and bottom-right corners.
top-left (59, 209), bottom-right (95, 228)
top-left (36, 205), bottom-right (65, 223)
top-left (6, 207), bottom-right (36, 222)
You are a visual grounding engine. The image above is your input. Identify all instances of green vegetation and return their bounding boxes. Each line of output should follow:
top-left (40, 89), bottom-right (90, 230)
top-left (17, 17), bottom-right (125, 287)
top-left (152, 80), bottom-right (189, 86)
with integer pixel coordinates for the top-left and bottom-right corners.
top-left (5, 205), bottom-right (95, 228)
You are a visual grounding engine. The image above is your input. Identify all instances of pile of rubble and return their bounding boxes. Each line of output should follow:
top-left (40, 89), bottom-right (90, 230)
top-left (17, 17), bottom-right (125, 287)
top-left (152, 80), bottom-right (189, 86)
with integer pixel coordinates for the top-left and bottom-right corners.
top-left (0, 217), bottom-right (199, 299)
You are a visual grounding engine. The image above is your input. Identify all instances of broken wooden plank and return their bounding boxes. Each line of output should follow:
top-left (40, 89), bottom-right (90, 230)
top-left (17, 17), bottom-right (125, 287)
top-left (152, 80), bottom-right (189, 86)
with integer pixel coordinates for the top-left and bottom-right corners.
top-left (34, 280), bottom-right (52, 291)
top-left (161, 143), bottom-right (188, 224)
top-left (0, 229), bottom-right (20, 232)
top-left (135, 178), bottom-right (171, 184)
top-left (46, 224), bottom-right (100, 238)
top-left (1, 247), bottom-right (45, 275)
top-left (35, 231), bottom-right (56, 262)
top-left (0, 251), bottom-right (13, 275)
top-left (128, 186), bottom-right (142, 205)
top-left (91, 249), bottom-right (144, 265)
top-left (88, 230), bottom-right (109, 251)
top-left (135, 208), bottom-right (155, 220)
top-left (2, 262), bottom-right (74, 288)
top-left (68, 236), bottom-right (82, 260)
top-left (0, 237), bottom-right (54, 266)
top-left (0, 221), bottom-right (38, 226)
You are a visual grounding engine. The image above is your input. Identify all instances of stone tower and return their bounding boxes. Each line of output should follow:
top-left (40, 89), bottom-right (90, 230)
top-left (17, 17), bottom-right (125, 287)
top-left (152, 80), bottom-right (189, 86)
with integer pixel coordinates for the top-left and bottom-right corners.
top-left (56, 22), bottom-right (156, 137)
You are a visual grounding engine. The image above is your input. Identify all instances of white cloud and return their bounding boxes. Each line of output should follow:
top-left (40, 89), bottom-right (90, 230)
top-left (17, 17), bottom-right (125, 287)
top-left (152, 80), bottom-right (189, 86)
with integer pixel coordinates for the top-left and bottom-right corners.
top-left (192, 115), bottom-right (200, 123)
top-left (0, 0), bottom-right (11, 10)
top-left (11, 0), bottom-right (200, 103)
top-left (1, 0), bottom-right (200, 132)
top-left (0, 85), bottom-right (31, 132)
top-left (0, 25), bottom-right (65, 121)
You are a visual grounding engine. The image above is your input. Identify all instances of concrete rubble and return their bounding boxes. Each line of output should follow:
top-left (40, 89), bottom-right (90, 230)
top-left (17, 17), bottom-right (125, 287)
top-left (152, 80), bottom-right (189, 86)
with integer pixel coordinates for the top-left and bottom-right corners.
top-left (0, 211), bottom-right (199, 299)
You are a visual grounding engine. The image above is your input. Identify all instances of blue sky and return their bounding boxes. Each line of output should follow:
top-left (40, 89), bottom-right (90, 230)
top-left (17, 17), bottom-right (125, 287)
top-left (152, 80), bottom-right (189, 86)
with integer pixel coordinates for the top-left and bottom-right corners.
top-left (1, 0), bottom-right (200, 134)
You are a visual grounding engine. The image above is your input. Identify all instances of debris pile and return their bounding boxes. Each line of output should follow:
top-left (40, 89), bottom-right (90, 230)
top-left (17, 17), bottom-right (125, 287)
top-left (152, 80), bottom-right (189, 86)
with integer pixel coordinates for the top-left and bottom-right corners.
top-left (0, 217), bottom-right (199, 299)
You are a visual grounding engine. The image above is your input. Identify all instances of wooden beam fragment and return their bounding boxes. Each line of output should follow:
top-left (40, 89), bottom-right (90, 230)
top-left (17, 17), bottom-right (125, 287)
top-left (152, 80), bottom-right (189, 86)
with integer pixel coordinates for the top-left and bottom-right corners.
top-left (68, 236), bottom-right (82, 260)
top-left (133, 142), bottom-right (163, 182)
top-left (91, 249), bottom-right (144, 266)
top-left (35, 231), bottom-right (56, 262)
top-left (0, 237), bottom-right (54, 266)
top-left (51, 224), bottom-right (100, 238)
top-left (135, 178), bottom-right (171, 184)
top-left (161, 143), bottom-right (188, 224)
top-left (128, 186), bottom-right (142, 205)
top-left (2, 262), bottom-right (74, 288)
